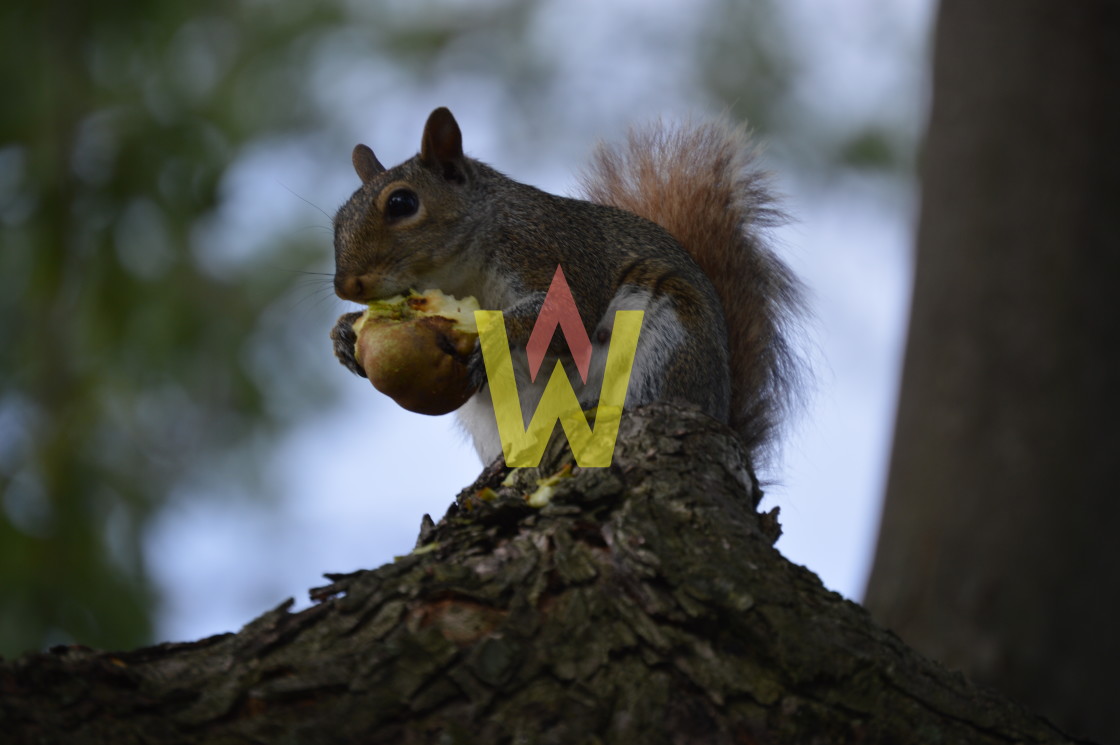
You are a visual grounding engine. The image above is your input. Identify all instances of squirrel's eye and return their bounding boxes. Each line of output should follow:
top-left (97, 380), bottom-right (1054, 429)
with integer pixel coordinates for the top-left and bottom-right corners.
top-left (385, 189), bottom-right (420, 220)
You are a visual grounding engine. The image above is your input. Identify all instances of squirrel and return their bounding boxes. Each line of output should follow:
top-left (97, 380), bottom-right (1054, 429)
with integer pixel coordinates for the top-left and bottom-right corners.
top-left (330, 107), bottom-right (805, 473)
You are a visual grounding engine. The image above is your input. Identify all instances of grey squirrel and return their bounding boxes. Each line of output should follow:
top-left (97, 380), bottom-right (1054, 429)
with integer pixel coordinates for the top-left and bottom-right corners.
top-left (331, 107), bottom-right (804, 470)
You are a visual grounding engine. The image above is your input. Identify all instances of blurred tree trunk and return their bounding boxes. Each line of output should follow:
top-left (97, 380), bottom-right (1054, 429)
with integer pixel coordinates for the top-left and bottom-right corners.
top-left (864, 1), bottom-right (1120, 742)
top-left (0, 406), bottom-right (1083, 744)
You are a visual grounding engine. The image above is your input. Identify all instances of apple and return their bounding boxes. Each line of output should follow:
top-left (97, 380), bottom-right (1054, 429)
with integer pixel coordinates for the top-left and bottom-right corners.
top-left (353, 291), bottom-right (481, 415)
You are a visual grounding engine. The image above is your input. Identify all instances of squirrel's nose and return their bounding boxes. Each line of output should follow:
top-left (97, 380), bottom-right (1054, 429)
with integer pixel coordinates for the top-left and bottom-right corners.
top-left (334, 274), bottom-right (365, 302)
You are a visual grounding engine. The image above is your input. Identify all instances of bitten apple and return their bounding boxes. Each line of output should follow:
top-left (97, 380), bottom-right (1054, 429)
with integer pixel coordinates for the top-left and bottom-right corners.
top-left (353, 291), bottom-right (481, 415)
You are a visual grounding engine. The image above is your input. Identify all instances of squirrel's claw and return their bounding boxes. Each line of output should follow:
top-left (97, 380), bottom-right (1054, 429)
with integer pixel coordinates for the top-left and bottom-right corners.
top-left (331, 311), bottom-right (367, 378)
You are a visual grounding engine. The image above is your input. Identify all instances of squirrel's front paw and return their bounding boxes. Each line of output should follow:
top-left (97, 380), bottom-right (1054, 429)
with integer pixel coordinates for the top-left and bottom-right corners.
top-left (331, 311), bottom-right (367, 378)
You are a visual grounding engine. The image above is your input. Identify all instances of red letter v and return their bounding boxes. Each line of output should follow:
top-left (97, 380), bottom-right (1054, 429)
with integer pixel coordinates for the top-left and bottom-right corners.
top-left (525, 265), bottom-right (592, 383)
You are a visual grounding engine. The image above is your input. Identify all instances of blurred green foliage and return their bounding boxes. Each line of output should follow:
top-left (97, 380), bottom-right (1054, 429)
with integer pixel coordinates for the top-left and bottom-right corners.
top-left (0, 0), bottom-right (349, 656)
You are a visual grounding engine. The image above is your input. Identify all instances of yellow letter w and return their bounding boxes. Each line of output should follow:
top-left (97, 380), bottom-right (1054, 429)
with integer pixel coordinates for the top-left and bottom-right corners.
top-left (475, 310), bottom-right (644, 468)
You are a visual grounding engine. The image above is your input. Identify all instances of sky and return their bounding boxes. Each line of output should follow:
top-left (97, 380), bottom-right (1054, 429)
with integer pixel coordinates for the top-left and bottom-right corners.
top-left (145, 0), bottom-right (934, 642)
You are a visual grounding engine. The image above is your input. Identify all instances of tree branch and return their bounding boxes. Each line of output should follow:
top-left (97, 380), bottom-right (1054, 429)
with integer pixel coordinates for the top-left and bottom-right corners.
top-left (0, 405), bottom-right (1088, 744)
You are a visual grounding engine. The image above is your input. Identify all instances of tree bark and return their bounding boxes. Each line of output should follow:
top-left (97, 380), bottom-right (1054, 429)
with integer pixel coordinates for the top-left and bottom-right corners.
top-left (863, 1), bottom-right (1120, 742)
top-left (1, 406), bottom-right (1087, 744)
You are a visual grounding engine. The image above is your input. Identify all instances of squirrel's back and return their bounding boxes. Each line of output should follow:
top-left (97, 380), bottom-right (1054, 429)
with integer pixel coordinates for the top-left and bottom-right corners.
top-left (579, 119), bottom-right (805, 465)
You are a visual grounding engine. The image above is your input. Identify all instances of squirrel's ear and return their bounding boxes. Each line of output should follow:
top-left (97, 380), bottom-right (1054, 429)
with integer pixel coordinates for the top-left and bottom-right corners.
top-left (420, 107), bottom-right (465, 182)
top-left (352, 144), bottom-right (385, 184)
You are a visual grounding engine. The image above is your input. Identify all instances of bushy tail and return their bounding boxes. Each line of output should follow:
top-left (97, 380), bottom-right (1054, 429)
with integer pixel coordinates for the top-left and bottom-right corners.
top-left (579, 118), bottom-right (806, 466)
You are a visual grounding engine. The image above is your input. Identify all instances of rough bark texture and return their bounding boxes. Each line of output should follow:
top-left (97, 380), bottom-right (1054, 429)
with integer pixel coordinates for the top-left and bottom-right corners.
top-left (863, 2), bottom-right (1120, 742)
top-left (0, 405), bottom-right (1086, 744)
